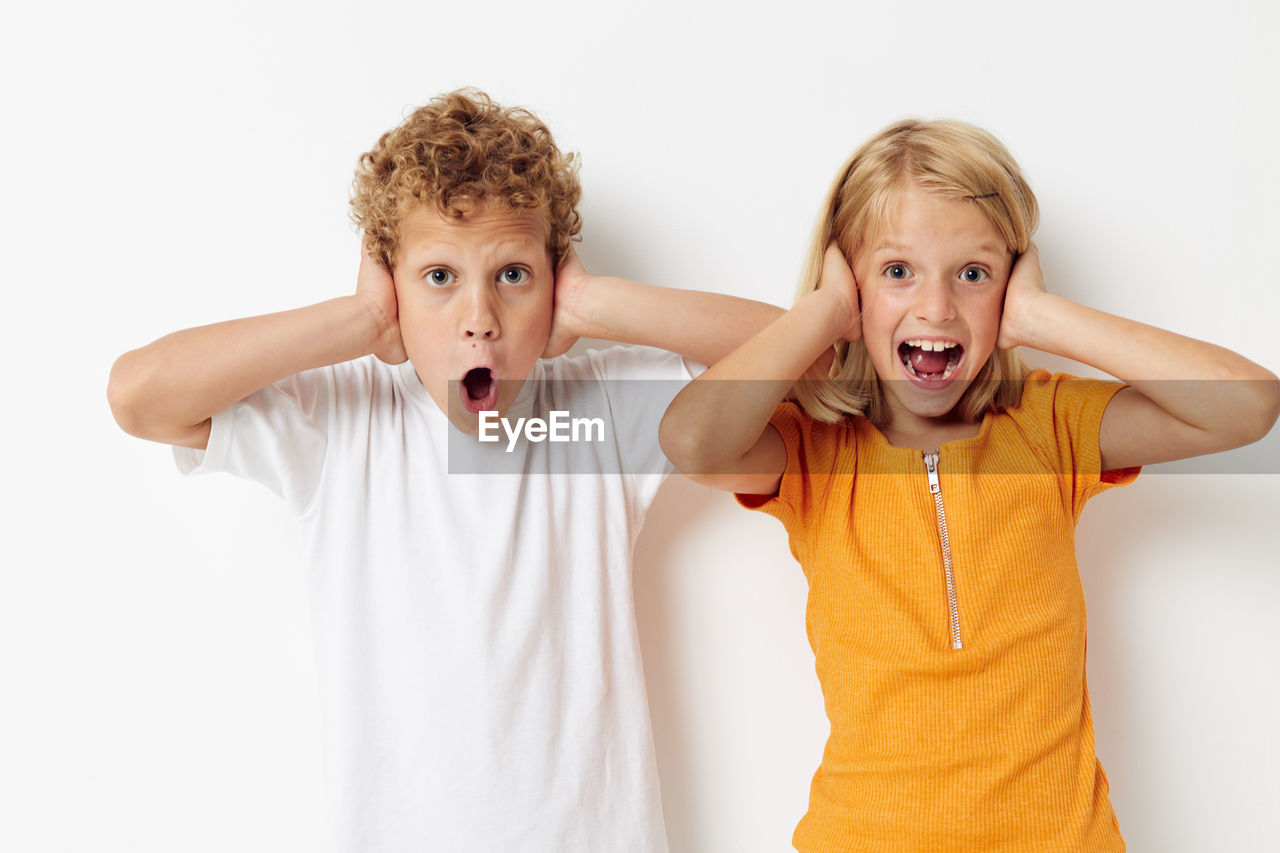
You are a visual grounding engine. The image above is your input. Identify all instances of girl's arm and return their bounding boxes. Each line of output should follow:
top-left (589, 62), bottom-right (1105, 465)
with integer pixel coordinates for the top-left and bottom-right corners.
top-left (998, 244), bottom-right (1280, 471)
top-left (659, 245), bottom-right (860, 495)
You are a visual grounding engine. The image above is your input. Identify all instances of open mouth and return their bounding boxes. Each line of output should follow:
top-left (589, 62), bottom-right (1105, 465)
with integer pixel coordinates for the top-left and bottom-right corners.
top-left (898, 339), bottom-right (963, 384)
top-left (459, 366), bottom-right (499, 414)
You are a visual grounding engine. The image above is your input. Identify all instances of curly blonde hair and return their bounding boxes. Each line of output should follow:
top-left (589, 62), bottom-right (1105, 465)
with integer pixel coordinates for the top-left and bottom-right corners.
top-left (793, 119), bottom-right (1039, 427)
top-left (350, 89), bottom-right (582, 268)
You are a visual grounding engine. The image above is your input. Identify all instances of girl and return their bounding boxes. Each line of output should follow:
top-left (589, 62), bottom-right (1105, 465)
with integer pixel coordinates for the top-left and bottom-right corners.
top-left (659, 120), bottom-right (1280, 852)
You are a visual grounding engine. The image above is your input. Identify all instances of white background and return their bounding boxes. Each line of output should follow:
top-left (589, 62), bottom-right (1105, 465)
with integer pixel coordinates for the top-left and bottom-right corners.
top-left (3, 1), bottom-right (1278, 851)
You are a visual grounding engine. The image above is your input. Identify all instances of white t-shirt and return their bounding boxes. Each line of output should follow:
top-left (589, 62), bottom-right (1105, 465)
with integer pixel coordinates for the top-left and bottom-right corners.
top-left (175, 346), bottom-right (694, 853)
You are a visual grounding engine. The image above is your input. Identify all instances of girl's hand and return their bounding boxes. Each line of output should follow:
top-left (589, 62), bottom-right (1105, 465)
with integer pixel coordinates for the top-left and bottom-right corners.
top-left (356, 244), bottom-right (407, 364)
top-left (817, 242), bottom-right (861, 342)
top-left (997, 241), bottom-right (1048, 350)
top-left (543, 248), bottom-right (592, 358)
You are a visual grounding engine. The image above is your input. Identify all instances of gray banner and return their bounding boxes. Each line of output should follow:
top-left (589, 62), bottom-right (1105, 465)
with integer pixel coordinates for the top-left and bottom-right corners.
top-left (445, 379), bottom-right (1280, 476)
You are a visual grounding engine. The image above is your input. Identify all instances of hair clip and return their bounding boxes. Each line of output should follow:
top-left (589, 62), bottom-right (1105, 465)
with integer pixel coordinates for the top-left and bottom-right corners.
top-left (969, 192), bottom-right (1000, 200)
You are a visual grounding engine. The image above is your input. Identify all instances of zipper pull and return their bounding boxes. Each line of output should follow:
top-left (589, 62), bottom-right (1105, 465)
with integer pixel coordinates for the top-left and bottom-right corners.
top-left (923, 450), bottom-right (941, 494)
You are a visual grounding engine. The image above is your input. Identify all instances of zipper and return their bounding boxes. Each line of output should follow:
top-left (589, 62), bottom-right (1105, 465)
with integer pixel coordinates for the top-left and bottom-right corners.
top-left (923, 450), bottom-right (963, 650)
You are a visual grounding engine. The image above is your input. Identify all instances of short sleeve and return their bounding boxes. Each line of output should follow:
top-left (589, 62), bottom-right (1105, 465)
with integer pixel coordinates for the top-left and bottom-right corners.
top-left (173, 366), bottom-right (334, 515)
top-left (735, 402), bottom-right (846, 537)
top-left (578, 345), bottom-right (696, 478)
top-left (1013, 371), bottom-right (1140, 518)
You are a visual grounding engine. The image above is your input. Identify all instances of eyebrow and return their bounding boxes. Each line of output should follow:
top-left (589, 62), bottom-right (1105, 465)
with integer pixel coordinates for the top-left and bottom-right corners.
top-left (401, 237), bottom-right (548, 268)
top-left (488, 237), bottom-right (547, 257)
top-left (870, 242), bottom-right (1008, 258)
top-left (967, 242), bottom-right (1008, 258)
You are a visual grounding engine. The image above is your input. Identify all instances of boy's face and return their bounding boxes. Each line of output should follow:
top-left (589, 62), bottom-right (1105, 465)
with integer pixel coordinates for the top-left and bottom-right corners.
top-left (391, 199), bottom-right (554, 433)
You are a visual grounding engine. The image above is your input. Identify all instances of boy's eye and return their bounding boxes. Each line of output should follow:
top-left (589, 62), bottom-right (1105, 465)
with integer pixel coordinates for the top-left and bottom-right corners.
top-left (885, 264), bottom-right (909, 280)
top-left (500, 266), bottom-right (530, 286)
top-left (426, 268), bottom-right (456, 287)
top-left (961, 267), bottom-right (988, 283)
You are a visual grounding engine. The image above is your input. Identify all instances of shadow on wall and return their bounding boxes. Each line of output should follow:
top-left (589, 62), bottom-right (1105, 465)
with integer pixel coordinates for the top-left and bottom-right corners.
top-left (1077, 474), bottom-right (1279, 852)
top-left (633, 475), bottom-right (826, 853)
top-left (633, 476), bottom-right (720, 850)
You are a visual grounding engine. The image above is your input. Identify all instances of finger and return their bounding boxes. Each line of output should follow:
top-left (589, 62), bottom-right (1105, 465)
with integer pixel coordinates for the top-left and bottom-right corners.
top-left (555, 247), bottom-right (583, 275)
top-left (819, 242), bottom-right (855, 289)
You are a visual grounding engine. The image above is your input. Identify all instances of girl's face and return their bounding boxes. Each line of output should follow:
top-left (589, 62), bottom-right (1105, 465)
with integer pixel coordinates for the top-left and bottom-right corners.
top-left (851, 183), bottom-right (1013, 431)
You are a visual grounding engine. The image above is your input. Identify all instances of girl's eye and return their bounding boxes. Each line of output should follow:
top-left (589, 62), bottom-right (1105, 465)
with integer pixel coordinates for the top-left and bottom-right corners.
top-left (961, 267), bottom-right (988, 284)
top-left (500, 266), bottom-right (530, 286)
top-left (426, 268), bottom-right (456, 287)
top-left (886, 264), bottom-right (909, 280)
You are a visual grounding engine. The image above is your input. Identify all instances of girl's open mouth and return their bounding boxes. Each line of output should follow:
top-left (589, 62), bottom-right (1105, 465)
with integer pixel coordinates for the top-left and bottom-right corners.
top-left (459, 366), bottom-right (499, 414)
top-left (898, 339), bottom-right (963, 385)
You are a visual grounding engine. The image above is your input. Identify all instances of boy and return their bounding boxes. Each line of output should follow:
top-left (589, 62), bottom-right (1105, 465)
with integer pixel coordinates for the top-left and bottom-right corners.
top-left (107, 90), bottom-right (780, 852)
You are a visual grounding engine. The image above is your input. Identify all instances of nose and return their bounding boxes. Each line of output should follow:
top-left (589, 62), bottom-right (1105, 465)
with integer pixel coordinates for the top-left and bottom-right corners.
top-left (460, 282), bottom-right (500, 340)
top-left (913, 275), bottom-right (956, 324)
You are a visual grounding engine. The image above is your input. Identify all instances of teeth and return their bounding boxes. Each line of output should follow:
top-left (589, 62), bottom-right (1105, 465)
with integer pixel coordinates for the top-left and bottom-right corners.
top-left (904, 338), bottom-right (958, 352)
top-left (904, 359), bottom-right (960, 381)
top-left (901, 341), bottom-right (962, 381)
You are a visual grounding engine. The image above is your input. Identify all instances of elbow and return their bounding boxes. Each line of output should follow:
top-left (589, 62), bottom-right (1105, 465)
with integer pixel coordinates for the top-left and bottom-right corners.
top-left (107, 350), bottom-right (146, 437)
top-left (107, 349), bottom-right (173, 440)
top-left (658, 409), bottom-right (696, 473)
top-left (1251, 373), bottom-right (1280, 443)
top-left (659, 408), bottom-right (721, 476)
top-left (1216, 371), bottom-right (1280, 450)
top-left (108, 347), bottom-right (210, 448)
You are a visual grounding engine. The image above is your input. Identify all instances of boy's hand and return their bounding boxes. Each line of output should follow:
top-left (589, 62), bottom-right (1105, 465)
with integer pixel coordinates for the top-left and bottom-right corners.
top-left (817, 242), bottom-right (861, 343)
top-left (543, 248), bottom-right (593, 358)
top-left (997, 241), bottom-right (1048, 350)
top-left (356, 245), bottom-right (408, 364)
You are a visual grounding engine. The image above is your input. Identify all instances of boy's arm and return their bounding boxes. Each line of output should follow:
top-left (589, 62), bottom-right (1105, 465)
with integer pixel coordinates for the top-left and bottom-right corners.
top-left (543, 251), bottom-right (785, 367)
top-left (108, 250), bottom-right (403, 449)
top-left (998, 244), bottom-right (1280, 471)
top-left (657, 245), bottom-right (860, 496)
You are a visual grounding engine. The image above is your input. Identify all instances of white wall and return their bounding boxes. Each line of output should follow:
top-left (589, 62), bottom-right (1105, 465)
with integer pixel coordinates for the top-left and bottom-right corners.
top-left (3, 1), bottom-right (1277, 851)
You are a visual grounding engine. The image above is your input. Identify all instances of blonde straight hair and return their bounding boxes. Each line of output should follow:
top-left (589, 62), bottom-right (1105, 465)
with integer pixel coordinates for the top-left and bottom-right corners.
top-left (793, 119), bottom-right (1039, 426)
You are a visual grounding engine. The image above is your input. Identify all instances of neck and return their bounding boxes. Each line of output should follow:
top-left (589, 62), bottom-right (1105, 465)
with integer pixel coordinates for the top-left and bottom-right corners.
top-left (879, 411), bottom-right (981, 450)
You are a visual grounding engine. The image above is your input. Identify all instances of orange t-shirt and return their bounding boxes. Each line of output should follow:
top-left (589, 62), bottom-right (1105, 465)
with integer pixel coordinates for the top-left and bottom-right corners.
top-left (739, 371), bottom-right (1139, 853)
